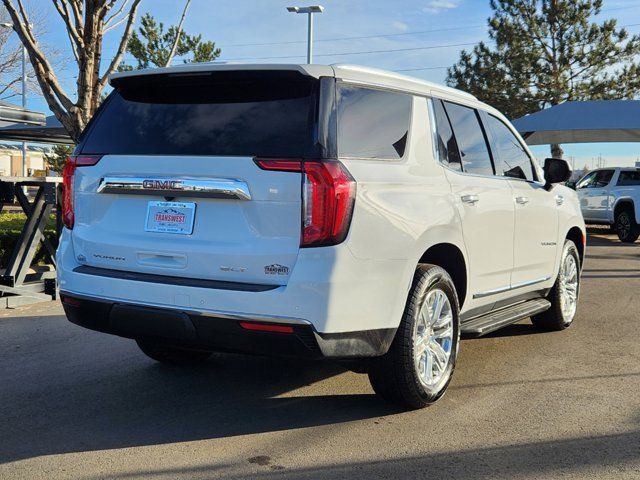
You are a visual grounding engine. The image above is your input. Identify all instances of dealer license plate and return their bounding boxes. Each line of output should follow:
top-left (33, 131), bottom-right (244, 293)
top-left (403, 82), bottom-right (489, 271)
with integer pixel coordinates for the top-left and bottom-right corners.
top-left (145, 201), bottom-right (196, 235)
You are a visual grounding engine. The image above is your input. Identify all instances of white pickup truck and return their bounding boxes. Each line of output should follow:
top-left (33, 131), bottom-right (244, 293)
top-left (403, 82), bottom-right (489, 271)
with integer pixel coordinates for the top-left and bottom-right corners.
top-left (575, 167), bottom-right (640, 242)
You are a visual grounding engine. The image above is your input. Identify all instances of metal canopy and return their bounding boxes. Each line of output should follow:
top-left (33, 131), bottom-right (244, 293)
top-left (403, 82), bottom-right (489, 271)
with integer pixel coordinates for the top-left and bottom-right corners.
top-left (0, 114), bottom-right (73, 145)
top-left (511, 100), bottom-right (640, 145)
top-left (0, 101), bottom-right (46, 126)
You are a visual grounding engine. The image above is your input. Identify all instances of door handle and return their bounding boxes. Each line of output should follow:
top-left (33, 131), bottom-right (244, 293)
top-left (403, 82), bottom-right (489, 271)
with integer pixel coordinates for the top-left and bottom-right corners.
top-left (555, 194), bottom-right (564, 206)
top-left (515, 196), bottom-right (530, 205)
top-left (461, 194), bottom-right (479, 205)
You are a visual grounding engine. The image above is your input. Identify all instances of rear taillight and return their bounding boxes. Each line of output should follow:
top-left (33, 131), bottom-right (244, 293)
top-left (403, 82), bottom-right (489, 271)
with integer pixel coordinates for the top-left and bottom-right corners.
top-left (61, 155), bottom-right (102, 229)
top-left (255, 159), bottom-right (356, 247)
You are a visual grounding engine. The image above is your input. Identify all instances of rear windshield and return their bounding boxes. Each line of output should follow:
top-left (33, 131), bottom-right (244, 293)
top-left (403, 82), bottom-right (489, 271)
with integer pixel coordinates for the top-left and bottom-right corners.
top-left (79, 71), bottom-right (319, 158)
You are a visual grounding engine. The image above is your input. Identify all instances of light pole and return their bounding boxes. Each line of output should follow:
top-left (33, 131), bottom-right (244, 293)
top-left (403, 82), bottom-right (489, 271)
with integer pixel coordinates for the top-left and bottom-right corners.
top-left (1, 22), bottom-right (28, 178)
top-left (286, 5), bottom-right (324, 64)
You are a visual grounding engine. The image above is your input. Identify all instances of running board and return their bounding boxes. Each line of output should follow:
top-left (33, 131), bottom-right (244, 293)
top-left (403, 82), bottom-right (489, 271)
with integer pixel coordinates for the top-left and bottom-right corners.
top-left (461, 298), bottom-right (551, 337)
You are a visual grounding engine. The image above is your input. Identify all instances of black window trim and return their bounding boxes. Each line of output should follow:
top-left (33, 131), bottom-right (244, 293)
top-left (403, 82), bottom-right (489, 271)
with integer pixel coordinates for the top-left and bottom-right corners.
top-left (428, 97), bottom-right (463, 172)
top-left (335, 79), bottom-right (414, 162)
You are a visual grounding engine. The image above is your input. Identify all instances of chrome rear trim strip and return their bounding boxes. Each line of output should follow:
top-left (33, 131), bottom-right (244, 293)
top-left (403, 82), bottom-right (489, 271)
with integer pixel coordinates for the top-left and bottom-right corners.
top-left (97, 176), bottom-right (251, 200)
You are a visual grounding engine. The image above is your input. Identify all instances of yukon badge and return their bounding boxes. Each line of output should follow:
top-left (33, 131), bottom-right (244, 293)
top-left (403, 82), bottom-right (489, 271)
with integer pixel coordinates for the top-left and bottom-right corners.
top-left (264, 264), bottom-right (289, 275)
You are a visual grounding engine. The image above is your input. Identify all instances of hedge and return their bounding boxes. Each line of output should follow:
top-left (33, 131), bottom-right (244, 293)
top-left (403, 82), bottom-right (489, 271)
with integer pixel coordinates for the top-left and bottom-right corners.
top-left (0, 213), bottom-right (58, 268)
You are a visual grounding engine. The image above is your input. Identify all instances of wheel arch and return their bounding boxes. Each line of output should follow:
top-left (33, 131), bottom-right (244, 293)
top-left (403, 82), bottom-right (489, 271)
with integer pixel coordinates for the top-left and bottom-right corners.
top-left (566, 226), bottom-right (585, 267)
top-left (613, 197), bottom-right (636, 220)
top-left (418, 243), bottom-right (468, 310)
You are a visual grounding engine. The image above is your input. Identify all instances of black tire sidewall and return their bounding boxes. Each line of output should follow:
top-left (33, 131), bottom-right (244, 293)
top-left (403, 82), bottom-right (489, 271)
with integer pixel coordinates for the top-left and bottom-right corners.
top-left (616, 210), bottom-right (639, 243)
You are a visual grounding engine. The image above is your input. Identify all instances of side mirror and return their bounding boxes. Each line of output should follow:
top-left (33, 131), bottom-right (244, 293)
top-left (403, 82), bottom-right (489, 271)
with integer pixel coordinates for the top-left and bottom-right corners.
top-left (543, 158), bottom-right (571, 189)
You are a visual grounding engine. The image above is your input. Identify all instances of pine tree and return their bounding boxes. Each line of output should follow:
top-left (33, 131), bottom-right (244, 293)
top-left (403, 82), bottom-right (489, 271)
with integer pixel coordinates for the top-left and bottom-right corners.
top-left (120, 13), bottom-right (221, 71)
top-left (446, 0), bottom-right (640, 157)
top-left (44, 144), bottom-right (74, 175)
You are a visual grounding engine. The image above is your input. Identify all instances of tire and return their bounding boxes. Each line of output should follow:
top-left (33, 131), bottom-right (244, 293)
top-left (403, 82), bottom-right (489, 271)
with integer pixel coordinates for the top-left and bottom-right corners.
top-left (531, 240), bottom-right (580, 331)
top-left (368, 264), bottom-right (460, 409)
top-left (615, 208), bottom-right (640, 243)
top-left (136, 339), bottom-right (212, 365)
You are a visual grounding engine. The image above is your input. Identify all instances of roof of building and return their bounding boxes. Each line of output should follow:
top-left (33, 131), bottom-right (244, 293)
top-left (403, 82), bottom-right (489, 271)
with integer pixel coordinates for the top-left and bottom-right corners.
top-left (0, 115), bottom-right (72, 145)
top-left (512, 100), bottom-right (640, 145)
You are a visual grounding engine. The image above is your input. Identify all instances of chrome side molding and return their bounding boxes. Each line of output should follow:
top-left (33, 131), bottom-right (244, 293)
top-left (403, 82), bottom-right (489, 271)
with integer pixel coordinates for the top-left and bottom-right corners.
top-left (97, 176), bottom-right (251, 200)
top-left (473, 276), bottom-right (551, 299)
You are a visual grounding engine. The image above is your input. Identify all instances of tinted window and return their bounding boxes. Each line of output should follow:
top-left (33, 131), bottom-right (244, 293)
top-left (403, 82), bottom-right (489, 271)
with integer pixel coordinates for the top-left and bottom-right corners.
top-left (577, 170), bottom-right (614, 188)
top-left (443, 102), bottom-right (494, 176)
top-left (576, 172), bottom-right (597, 189)
top-left (431, 99), bottom-right (462, 171)
top-left (337, 85), bottom-right (411, 159)
top-left (617, 171), bottom-right (640, 186)
top-left (80, 72), bottom-right (318, 157)
top-left (486, 115), bottom-right (535, 181)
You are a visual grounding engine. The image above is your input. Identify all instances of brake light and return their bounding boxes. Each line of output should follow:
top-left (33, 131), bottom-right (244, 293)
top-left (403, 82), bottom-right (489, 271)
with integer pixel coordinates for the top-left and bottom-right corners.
top-left (61, 155), bottom-right (102, 229)
top-left (255, 159), bottom-right (356, 247)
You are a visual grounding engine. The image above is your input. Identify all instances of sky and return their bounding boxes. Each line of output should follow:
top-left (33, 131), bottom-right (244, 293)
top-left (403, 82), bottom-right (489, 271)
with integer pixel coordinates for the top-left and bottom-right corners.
top-left (15, 0), bottom-right (640, 167)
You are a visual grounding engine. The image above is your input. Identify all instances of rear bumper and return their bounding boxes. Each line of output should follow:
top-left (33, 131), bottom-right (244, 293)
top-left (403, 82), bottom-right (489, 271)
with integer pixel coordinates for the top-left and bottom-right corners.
top-left (60, 292), bottom-right (396, 359)
top-left (57, 228), bottom-right (411, 335)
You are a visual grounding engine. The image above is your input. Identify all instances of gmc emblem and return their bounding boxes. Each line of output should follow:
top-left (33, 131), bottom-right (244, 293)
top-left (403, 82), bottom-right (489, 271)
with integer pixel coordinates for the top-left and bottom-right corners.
top-left (142, 179), bottom-right (182, 190)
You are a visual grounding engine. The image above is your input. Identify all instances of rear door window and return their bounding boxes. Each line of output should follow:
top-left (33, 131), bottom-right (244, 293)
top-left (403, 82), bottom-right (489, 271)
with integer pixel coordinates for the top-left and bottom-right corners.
top-left (79, 71), bottom-right (319, 158)
top-left (617, 171), bottom-right (640, 186)
top-left (443, 101), bottom-right (494, 176)
top-left (485, 115), bottom-right (535, 181)
top-left (337, 85), bottom-right (412, 159)
top-left (430, 99), bottom-right (462, 171)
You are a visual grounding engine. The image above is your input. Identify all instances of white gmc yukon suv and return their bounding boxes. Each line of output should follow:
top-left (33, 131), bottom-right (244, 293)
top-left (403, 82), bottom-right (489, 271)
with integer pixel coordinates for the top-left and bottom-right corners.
top-left (57, 64), bottom-right (586, 408)
top-left (575, 167), bottom-right (640, 243)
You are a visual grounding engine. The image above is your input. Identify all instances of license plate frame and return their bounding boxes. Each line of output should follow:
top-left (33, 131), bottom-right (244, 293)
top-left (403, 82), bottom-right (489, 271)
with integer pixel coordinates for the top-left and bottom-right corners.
top-left (145, 201), bottom-right (196, 235)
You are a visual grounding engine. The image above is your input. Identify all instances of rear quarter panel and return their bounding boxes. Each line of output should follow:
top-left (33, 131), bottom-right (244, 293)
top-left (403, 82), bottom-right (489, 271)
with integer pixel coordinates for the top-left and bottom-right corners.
top-left (341, 96), bottom-right (468, 322)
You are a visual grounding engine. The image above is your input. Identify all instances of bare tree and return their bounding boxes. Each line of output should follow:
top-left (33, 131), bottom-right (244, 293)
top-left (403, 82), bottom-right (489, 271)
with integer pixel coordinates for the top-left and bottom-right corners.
top-left (1, 0), bottom-right (143, 141)
top-left (0, 5), bottom-right (45, 101)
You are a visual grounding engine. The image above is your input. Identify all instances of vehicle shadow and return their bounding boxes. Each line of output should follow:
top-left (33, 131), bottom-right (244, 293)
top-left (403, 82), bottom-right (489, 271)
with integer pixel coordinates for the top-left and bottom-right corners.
top-left (0, 317), bottom-right (399, 464)
top-left (81, 430), bottom-right (640, 480)
top-left (586, 233), bottom-right (638, 248)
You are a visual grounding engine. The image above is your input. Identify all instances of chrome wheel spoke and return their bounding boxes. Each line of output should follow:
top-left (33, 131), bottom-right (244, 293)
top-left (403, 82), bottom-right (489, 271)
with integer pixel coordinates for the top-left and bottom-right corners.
top-left (433, 323), bottom-right (453, 339)
top-left (414, 288), bottom-right (454, 387)
top-left (431, 293), bottom-right (445, 326)
top-left (423, 350), bottom-right (433, 381)
top-left (414, 337), bottom-right (428, 358)
top-left (559, 251), bottom-right (579, 321)
top-left (429, 340), bottom-right (448, 370)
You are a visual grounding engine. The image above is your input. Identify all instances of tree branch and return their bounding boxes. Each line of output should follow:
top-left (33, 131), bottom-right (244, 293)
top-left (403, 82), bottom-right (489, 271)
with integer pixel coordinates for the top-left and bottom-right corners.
top-left (98, 0), bottom-right (142, 90)
top-left (1, 0), bottom-right (74, 111)
top-left (165, 0), bottom-right (192, 67)
top-left (104, 0), bottom-right (130, 28)
top-left (52, 0), bottom-right (83, 49)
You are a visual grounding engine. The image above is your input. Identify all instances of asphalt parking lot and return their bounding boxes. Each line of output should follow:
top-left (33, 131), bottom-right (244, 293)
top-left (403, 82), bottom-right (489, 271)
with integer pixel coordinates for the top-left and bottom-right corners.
top-left (0, 231), bottom-right (638, 479)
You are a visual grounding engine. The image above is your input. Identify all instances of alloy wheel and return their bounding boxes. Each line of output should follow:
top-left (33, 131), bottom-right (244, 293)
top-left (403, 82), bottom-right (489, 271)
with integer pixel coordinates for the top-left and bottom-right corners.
top-left (413, 289), bottom-right (454, 387)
